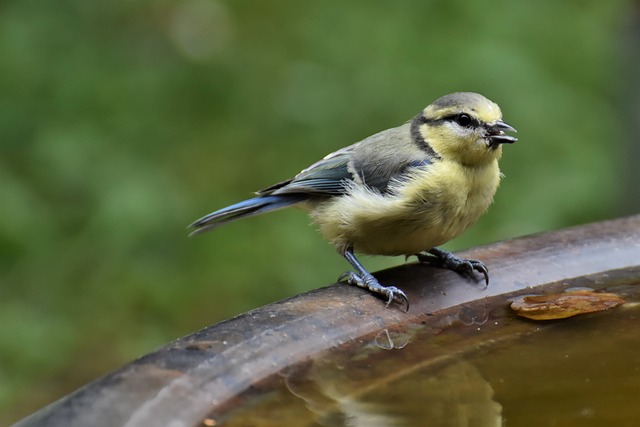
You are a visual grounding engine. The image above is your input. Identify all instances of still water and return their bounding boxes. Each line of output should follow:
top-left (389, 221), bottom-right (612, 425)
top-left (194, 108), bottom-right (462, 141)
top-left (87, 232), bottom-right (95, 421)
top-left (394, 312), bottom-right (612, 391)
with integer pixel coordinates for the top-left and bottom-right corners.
top-left (213, 279), bottom-right (640, 427)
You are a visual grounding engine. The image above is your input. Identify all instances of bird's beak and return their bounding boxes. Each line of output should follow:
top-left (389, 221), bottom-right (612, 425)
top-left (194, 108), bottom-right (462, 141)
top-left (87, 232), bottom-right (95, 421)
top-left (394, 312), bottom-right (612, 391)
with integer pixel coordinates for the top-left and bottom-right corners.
top-left (487, 120), bottom-right (518, 148)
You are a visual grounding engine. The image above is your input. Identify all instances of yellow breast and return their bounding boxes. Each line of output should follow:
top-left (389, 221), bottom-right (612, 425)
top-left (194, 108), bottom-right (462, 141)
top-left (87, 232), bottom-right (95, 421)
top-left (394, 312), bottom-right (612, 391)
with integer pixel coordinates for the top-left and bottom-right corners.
top-left (310, 160), bottom-right (501, 255)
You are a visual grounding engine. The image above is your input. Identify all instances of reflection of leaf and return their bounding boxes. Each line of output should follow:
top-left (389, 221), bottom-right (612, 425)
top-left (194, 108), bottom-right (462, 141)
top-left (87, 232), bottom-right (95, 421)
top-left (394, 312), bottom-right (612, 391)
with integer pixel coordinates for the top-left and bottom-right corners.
top-left (511, 290), bottom-right (625, 320)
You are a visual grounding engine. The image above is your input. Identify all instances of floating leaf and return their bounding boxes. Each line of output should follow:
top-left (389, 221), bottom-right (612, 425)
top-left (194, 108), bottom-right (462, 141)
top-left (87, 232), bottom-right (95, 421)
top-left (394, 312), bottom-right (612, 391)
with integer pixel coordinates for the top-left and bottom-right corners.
top-left (511, 290), bottom-right (625, 320)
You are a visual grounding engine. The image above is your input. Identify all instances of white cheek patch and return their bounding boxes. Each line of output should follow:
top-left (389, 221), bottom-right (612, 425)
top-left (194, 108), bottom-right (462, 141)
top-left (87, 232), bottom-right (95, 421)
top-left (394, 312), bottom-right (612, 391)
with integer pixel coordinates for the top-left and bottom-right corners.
top-left (445, 122), bottom-right (483, 146)
top-left (446, 122), bottom-right (472, 138)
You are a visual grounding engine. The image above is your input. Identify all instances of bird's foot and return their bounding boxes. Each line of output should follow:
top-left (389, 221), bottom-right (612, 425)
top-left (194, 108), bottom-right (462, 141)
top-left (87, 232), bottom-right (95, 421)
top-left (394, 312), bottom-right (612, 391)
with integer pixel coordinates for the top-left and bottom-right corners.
top-left (338, 271), bottom-right (409, 312)
top-left (414, 247), bottom-right (489, 286)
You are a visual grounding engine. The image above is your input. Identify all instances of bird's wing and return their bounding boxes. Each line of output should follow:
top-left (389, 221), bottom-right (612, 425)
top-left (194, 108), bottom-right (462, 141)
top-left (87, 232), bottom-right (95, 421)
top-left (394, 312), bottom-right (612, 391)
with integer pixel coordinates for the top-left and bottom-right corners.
top-left (257, 148), bottom-right (355, 196)
top-left (257, 123), bottom-right (435, 197)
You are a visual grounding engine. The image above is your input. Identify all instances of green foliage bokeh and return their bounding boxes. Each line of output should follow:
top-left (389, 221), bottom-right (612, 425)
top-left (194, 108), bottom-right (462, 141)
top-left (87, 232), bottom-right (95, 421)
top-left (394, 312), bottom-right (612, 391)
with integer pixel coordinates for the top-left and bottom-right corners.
top-left (1, 0), bottom-right (635, 423)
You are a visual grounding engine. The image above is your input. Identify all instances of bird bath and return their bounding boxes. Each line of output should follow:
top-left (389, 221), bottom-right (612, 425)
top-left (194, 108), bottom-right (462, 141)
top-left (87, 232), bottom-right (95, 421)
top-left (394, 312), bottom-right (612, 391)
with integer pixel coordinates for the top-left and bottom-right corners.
top-left (12, 215), bottom-right (640, 427)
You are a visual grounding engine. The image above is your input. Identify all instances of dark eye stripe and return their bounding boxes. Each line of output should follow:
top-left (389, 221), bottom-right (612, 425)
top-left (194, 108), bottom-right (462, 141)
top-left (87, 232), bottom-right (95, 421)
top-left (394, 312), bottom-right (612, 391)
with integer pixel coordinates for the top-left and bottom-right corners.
top-left (422, 114), bottom-right (480, 129)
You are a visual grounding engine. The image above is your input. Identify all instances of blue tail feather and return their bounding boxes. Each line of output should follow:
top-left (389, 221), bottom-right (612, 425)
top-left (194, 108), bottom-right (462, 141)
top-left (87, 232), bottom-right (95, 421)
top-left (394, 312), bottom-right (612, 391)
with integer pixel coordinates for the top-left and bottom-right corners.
top-left (189, 195), bottom-right (305, 235)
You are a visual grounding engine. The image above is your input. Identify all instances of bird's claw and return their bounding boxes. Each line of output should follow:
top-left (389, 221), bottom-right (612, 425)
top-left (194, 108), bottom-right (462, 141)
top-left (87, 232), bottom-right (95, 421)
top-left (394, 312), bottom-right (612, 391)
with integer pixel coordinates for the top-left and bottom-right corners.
top-left (338, 271), bottom-right (409, 312)
top-left (466, 260), bottom-right (489, 286)
top-left (415, 248), bottom-right (490, 286)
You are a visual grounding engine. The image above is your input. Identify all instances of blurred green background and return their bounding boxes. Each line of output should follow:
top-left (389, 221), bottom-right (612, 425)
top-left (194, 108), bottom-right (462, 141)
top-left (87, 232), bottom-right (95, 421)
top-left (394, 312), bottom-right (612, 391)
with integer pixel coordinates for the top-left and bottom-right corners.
top-left (1, 0), bottom-right (638, 423)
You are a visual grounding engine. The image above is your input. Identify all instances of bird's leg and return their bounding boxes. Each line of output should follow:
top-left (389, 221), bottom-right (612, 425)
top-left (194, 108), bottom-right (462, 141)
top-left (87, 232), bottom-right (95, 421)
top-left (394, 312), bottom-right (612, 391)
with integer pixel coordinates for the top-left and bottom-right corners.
top-left (415, 247), bottom-right (489, 286)
top-left (338, 248), bottom-right (409, 311)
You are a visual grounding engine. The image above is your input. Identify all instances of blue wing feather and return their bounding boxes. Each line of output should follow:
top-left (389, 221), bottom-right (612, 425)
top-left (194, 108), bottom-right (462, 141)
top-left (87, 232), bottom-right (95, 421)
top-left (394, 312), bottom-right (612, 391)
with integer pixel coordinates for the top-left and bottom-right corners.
top-left (189, 194), bottom-right (305, 235)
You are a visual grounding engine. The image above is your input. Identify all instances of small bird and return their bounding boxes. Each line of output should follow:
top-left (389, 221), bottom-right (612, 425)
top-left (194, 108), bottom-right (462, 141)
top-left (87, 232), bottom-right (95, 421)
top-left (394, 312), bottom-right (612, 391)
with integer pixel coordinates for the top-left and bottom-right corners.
top-left (190, 92), bottom-right (517, 310)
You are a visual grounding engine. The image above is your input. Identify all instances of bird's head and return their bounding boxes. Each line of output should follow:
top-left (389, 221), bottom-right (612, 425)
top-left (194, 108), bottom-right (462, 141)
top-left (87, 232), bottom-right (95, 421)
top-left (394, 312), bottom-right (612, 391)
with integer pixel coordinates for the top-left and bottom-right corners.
top-left (417, 92), bottom-right (517, 166)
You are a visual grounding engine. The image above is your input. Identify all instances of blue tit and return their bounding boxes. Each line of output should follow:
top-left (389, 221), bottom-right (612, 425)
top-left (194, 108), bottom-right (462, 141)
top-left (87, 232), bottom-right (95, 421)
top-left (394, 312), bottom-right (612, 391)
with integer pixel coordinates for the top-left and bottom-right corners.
top-left (190, 92), bottom-right (517, 311)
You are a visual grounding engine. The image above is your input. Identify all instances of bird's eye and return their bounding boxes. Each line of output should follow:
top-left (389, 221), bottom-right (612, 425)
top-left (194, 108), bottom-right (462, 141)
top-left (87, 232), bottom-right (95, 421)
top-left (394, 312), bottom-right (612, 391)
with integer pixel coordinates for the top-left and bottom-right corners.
top-left (455, 114), bottom-right (474, 128)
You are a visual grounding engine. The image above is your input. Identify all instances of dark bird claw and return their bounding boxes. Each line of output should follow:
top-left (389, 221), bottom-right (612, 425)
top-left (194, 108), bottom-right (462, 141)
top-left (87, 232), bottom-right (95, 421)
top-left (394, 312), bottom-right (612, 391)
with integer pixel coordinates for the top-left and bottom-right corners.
top-left (415, 247), bottom-right (490, 286)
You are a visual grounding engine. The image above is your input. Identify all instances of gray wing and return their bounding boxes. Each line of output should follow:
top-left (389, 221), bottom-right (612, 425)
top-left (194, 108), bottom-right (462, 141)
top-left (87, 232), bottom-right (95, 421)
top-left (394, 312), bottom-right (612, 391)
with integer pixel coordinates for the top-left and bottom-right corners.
top-left (256, 149), bottom-right (354, 196)
top-left (257, 122), bottom-right (435, 197)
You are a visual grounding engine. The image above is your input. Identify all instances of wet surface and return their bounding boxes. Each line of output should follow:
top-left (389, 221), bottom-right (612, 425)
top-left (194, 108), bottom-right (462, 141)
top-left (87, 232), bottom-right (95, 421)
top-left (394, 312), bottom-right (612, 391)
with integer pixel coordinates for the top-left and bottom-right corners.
top-left (213, 273), bottom-right (640, 427)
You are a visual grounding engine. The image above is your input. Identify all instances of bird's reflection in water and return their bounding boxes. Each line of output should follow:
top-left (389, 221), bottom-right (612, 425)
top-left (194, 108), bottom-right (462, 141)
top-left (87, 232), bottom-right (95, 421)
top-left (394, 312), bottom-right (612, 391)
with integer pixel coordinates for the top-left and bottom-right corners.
top-left (284, 358), bottom-right (502, 427)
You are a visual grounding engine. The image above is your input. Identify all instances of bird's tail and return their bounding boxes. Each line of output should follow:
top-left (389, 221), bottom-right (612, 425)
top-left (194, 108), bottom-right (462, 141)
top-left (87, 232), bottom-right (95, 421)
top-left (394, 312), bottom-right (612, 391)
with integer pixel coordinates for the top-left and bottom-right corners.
top-left (189, 194), bottom-right (306, 235)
